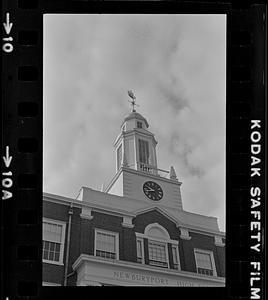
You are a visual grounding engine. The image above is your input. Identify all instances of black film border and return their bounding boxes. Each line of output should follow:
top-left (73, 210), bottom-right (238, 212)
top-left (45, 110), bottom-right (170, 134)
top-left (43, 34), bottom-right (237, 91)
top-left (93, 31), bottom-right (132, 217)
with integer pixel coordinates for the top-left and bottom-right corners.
top-left (1, 1), bottom-right (266, 299)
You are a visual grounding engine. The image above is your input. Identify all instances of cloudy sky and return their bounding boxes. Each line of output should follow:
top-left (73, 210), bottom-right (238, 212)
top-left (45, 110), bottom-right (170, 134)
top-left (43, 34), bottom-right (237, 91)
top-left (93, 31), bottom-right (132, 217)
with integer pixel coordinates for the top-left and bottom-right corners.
top-left (44, 14), bottom-right (226, 231)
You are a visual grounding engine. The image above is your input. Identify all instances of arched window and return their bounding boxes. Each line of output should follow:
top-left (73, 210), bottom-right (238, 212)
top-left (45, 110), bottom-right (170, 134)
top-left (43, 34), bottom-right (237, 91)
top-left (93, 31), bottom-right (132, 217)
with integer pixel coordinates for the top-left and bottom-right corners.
top-left (145, 223), bottom-right (170, 240)
top-left (135, 223), bottom-right (180, 270)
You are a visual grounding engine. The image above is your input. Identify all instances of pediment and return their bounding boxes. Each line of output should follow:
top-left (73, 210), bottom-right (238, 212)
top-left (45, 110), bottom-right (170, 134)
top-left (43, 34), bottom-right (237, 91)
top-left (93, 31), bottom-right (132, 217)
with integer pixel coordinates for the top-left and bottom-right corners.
top-left (133, 205), bottom-right (184, 227)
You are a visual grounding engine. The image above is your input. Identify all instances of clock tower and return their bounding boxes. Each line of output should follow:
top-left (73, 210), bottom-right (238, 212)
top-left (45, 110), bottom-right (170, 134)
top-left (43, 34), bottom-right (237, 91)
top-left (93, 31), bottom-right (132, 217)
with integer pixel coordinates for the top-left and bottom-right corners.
top-left (105, 93), bottom-right (183, 211)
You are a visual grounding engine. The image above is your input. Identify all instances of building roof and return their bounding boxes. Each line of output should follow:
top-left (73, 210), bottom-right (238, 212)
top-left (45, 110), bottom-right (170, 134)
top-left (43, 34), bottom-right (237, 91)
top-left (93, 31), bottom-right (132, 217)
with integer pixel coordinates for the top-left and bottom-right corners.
top-left (122, 111), bottom-right (149, 128)
top-left (43, 188), bottom-right (224, 236)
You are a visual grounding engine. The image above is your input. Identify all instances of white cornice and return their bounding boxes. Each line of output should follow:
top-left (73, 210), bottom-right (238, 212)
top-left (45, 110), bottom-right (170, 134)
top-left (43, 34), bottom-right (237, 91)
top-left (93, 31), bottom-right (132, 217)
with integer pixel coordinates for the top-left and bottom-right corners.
top-left (44, 193), bottom-right (82, 208)
top-left (114, 129), bottom-right (157, 147)
top-left (133, 206), bottom-right (225, 238)
top-left (135, 232), bottom-right (179, 245)
top-left (178, 225), bottom-right (225, 238)
top-left (134, 206), bottom-right (182, 227)
top-left (43, 192), bottom-right (225, 238)
top-left (105, 165), bottom-right (182, 194)
top-left (43, 192), bottom-right (135, 218)
top-left (72, 254), bottom-right (225, 284)
top-left (105, 169), bottom-right (123, 192)
top-left (123, 167), bottom-right (182, 185)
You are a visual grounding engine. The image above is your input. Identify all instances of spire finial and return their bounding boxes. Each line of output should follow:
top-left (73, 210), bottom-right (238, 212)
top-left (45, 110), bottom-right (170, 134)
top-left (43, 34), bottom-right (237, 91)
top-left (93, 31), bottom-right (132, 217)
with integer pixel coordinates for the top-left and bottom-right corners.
top-left (127, 90), bottom-right (139, 112)
top-left (170, 166), bottom-right (178, 180)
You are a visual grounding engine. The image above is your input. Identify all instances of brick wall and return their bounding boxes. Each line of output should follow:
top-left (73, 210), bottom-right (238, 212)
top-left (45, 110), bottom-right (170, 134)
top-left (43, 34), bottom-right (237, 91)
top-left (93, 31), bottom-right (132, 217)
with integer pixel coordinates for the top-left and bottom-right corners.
top-left (180, 231), bottom-right (225, 277)
top-left (43, 263), bottom-right (64, 285)
top-left (43, 201), bottom-right (82, 285)
top-left (43, 201), bottom-right (225, 285)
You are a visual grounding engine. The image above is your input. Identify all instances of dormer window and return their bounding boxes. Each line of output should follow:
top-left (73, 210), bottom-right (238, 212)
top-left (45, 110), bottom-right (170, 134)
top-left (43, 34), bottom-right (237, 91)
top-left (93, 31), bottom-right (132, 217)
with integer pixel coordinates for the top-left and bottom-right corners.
top-left (137, 121), bottom-right (143, 128)
top-left (135, 223), bottom-right (180, 271)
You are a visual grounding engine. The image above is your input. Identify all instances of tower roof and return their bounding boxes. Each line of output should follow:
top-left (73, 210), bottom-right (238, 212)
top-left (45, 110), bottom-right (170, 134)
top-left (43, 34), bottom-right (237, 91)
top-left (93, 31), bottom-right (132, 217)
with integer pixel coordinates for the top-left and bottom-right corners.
top-left (122, 111), bottom-right (149, 128)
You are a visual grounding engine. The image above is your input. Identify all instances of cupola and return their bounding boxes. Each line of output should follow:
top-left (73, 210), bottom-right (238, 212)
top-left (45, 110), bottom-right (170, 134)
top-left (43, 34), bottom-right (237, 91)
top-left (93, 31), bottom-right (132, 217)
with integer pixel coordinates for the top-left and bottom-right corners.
top-left (114, 91), bottom-right (158, 174)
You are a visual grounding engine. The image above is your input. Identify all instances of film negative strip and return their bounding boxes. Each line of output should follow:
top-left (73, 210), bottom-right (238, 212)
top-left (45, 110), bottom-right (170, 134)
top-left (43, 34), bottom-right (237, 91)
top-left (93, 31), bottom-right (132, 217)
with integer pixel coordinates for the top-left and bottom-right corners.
top-left (1, 1), bottom-right (266, 299)
top-left (228, 6), bottom-right (266, 300)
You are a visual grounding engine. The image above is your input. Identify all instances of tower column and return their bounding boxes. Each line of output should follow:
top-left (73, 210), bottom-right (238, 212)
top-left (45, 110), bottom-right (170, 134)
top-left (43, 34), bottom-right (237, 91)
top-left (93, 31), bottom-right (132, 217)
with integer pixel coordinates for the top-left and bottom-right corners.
top-left (134, 134), bottom-right (138, 170)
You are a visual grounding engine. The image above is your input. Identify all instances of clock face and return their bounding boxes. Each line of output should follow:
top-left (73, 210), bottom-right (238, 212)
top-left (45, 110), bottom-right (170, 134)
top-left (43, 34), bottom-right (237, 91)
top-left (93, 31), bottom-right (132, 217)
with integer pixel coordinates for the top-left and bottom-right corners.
top-left (143, 181), bottom-right (163, 201)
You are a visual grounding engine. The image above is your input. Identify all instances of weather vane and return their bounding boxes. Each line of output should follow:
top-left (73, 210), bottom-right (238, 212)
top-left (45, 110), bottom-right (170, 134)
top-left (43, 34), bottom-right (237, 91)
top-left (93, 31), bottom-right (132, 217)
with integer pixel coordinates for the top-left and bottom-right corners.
top-left (127, 90), bottom-right (139, 112)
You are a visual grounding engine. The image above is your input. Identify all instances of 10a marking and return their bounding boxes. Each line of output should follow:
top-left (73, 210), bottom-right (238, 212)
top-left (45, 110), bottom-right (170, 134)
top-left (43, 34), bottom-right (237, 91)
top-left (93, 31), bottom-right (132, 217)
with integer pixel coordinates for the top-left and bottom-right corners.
top-left (2, 146), bottom-right (13, 200)
top-left (2, 13), bottom-right (13, 53)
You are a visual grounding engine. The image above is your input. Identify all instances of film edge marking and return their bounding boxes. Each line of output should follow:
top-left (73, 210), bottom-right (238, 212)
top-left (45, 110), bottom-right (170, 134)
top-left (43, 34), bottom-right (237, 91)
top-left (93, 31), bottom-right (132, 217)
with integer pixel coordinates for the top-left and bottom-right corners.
top-left (2, 146), bottom-right (13, 200)
top-left (2, 12), bottom-right (13, 53)
top-left (250, 119), bottom-right (262, 300)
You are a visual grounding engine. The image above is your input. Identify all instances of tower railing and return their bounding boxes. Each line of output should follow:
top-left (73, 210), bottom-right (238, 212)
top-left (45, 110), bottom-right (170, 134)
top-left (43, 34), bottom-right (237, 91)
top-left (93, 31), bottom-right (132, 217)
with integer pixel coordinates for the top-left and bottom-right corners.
top-left (137, 162), bottom-right (169, 178)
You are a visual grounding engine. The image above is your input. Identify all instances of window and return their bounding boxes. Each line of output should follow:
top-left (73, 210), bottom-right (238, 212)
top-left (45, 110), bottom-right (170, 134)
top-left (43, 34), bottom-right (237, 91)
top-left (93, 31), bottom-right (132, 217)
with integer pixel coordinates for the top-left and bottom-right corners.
top-left (95, 229), bottom-right (119, 260)
top-left (148, 240), bottom-right (168, 268)
top-left (42, 219), bottom-right (66, 265)
top-left (194, 249), bottom-right (217, 276)
top-left (172, 245), bottom-right (179, 270)
top-left (138, 139), bottom-right (149, 165)
top-left (137, 121), bottom-right (143, 128)
top-left (136, 238), bottom-right (144, 263)
top-left (135, 224), bottom-right (180, 270)
top-left (117, 144), bottom-right (122, 171)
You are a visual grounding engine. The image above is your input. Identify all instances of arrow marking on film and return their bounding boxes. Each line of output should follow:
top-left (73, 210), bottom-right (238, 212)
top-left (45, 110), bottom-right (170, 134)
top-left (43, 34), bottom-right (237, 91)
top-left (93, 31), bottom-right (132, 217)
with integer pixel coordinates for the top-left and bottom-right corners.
top-left (3, 13), bottom-right (13, 35)
top-left (3, 146), bottom-right (12, 168)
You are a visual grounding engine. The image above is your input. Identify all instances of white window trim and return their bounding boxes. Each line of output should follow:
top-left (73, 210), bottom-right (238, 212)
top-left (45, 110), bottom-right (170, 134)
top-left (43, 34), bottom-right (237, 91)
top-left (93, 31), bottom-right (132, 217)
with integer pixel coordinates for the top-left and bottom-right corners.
top-left (144, 223), bottom-right (170, 239)
top-left (137, 121), bottom-right (143, 128)
top-left (194, 248), bottom-right (217, 277)
top-left (94, 228), bottom-right (119, 260)
top-left (135, 232), bottom-right (179, 246)
top-left (135, 224), bottom-right (180, 270)
top-left (148, 239), bottom-right (170, 269)
top-left (136, 237), bottom-right (145, 264)
top-left (42, 218), bottom-right (66, 266)
top-left (171, 244), bottom-right (181, 271)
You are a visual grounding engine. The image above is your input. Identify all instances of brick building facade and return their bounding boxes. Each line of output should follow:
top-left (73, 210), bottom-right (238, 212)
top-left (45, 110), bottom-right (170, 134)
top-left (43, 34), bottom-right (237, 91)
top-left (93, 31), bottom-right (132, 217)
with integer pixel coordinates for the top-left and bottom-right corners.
top-left (43, 107), bottom-right (225, 286)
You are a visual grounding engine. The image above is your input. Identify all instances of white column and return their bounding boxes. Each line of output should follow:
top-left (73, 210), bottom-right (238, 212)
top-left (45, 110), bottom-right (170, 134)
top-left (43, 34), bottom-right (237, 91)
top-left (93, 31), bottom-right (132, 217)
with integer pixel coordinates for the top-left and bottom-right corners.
top-left (134, 134), bottom-right (138, 170)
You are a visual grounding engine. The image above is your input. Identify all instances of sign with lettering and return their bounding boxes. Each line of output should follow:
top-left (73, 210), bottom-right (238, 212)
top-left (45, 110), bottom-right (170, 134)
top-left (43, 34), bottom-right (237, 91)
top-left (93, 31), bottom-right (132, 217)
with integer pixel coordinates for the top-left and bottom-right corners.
top-left (113, 271), bottom-right (199, 286)
top-left (74, 255), bottom-right (225, 287)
